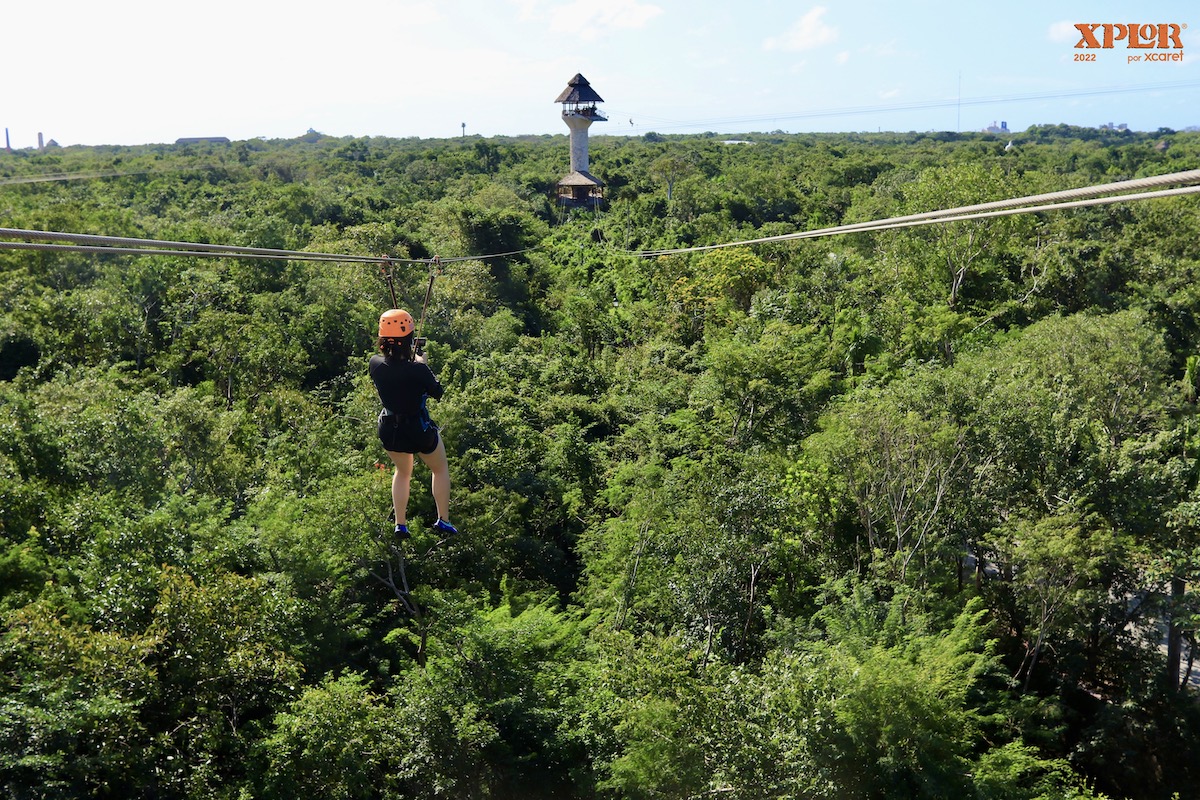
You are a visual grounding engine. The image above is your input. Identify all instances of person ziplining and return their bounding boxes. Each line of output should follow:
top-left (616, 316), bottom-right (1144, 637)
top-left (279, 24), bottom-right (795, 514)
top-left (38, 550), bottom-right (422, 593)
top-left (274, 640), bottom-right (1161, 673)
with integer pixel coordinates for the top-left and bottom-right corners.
top-left (369, 307), bottom-right (457, 540)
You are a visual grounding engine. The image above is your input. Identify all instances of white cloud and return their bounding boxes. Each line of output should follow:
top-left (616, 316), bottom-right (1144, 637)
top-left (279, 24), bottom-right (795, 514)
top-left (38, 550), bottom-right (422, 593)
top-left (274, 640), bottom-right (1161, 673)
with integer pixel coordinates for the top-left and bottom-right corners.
top-left (398, 2), bottom-right (444, 25)
top-left (836, 50), bottom-right (850, 65)
top-left (532, 0), bottom-right (664, 39)
top-left (1047, 20), bottom-right (1077, 43)
top-left (860, 39), bottom-right (901, 58)
top-left (878, 88), bottom-right (901, 100)
top-left (509, 0), bottom-right (540, 19)
top-left (764, 6), bottom-right (838, 52)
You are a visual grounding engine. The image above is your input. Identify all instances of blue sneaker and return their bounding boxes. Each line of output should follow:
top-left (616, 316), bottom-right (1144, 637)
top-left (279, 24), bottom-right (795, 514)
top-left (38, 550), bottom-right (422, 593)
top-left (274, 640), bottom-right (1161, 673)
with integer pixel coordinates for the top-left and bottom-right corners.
top-left (432, 518), bottom-right (458, 536)
top-left (394, 523), bottom-right (410, 539)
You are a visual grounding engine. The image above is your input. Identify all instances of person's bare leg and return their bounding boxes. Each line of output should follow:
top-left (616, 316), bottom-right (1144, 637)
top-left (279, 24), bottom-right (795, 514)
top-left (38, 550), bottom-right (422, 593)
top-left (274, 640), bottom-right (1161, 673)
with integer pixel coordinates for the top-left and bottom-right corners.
top-left (418, 438), bottom-right (451, 524)
top-left (387, 450), bottom-right (414, 525)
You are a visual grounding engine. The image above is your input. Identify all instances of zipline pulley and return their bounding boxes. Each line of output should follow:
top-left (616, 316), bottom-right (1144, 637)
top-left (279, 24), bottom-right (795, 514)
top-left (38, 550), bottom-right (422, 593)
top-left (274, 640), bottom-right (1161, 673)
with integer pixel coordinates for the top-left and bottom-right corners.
top-left (379, 255), bottom-right (440, 355)
top-left (380, 256), bottom-right (399, 309)
top-left (415, 256), bottom-right (442, 355)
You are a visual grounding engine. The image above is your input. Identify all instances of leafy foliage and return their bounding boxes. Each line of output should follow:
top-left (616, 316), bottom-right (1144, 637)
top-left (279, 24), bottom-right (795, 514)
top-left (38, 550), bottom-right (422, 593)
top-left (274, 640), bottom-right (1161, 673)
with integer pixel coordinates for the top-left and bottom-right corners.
top-left (2, 125), bottom-right (1199, 798)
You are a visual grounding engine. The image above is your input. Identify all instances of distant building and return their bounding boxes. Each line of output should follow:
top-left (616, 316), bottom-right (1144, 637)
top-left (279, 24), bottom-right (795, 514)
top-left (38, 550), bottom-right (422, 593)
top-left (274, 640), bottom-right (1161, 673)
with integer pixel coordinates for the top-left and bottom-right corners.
top-left (1099, 122), bottom-right (1129, 132)
top-left (175, 137), bottom-right (231, 145)
top-left (984, 121), bottom-right (1009, 134)
top-left (555, 73), bottom-right (606, 208)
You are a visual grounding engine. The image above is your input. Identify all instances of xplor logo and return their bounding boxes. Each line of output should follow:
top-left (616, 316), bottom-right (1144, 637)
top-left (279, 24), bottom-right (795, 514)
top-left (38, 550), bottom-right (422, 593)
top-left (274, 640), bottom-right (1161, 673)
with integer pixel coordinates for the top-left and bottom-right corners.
top-left (1073, 23), bottom-right (1186, 63)
top-left (1075, 23), bottom-right (1184, 48)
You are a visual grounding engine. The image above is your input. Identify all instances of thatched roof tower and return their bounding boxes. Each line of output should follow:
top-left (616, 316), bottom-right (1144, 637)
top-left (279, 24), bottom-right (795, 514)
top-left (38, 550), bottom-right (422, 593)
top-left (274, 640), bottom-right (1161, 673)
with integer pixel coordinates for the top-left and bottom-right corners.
top-left (555, 74), bottom-right (606, 207)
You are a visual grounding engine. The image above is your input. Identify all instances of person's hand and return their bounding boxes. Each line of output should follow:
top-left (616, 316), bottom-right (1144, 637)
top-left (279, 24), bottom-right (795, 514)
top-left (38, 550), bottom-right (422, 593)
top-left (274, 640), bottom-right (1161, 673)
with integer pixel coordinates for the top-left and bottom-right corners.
top-left (415, 353), bottom-right (428, 365)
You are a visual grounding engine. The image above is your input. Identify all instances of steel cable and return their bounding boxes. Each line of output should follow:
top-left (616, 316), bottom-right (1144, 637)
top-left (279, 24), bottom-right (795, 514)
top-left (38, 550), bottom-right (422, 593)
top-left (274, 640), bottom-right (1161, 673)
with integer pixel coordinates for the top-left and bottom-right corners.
top-left (0, 227), bottom-right (538, 265)
top-left (625, 168), bottom-right (1200, 257)
top-left (3, 170), bottom-right (1198, 263)
top-left (0, 227), bottom-right (432, 265)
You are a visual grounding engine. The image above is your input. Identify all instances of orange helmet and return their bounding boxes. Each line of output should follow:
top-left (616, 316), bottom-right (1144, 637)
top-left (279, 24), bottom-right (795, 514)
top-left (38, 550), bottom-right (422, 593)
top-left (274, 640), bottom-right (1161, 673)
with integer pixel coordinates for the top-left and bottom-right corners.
top-left (379, 308), bottom-right (415, 338)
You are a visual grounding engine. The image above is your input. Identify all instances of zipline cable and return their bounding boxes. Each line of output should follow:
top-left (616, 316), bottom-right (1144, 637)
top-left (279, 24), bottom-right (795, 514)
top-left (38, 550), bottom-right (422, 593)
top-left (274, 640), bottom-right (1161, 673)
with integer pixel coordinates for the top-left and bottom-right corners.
top-left (0, 227), bottom-right (539, 265)
top-left (610, 79), bottom-right (1200, 135)
top-left (0, 170), bottom-right (157, 186)
top-left (625, 168), bottom-right (1200, 257)
top-left (794, 184), bottom-right (1200, 236)
top-left (4, 170), bottom-right (1198, 264)
top-left (631, 185), bottom-right (1200, 257)
top-left (0, 227), bottom-right (427, 266)
top-left (0, 241), bottom-right (360, 261)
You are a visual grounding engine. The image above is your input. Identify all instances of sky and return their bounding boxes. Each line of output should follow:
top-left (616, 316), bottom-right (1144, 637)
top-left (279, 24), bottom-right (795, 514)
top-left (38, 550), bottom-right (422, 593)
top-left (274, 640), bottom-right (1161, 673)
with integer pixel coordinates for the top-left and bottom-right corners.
top-left (3, 0), bottom-right (1197, 149)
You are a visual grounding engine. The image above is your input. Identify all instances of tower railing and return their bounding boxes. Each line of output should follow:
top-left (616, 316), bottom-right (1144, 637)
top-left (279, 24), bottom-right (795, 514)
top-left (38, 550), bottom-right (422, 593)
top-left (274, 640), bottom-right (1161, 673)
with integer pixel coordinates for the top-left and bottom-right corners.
top-left (562, 104), bottom-right (607, 121)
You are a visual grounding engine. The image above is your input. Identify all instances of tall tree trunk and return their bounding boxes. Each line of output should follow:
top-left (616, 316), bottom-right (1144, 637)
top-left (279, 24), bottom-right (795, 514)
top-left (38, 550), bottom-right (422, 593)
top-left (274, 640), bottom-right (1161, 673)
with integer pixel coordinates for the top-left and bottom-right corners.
top-left (1182, 632), bottom-right (1196, 692)
top-left (1166, 576), bottom-right (1185, 691)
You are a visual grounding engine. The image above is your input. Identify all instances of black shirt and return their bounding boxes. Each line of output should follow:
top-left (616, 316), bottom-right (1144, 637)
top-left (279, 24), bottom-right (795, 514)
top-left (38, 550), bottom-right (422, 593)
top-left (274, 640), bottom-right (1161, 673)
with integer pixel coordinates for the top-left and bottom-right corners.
top-left (369, 355), bottom-right (444, 416)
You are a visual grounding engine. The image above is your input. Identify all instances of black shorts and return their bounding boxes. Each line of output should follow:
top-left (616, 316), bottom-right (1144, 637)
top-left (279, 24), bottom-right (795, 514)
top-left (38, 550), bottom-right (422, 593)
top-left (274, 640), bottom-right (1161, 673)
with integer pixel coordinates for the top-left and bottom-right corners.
top-left (378, 411), bottom-right (439, 455)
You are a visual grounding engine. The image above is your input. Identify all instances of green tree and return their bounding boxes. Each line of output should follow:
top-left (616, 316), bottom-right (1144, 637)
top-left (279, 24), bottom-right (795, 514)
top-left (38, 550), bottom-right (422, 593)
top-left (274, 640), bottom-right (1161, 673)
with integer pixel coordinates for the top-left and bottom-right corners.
top-left (0, 600), bottom-right (160, 797)
top-left (261, 673), bottom-right (408, 800)
top-left (148, 567), bottom-right (303, 798)
top-left (805, 375), bottom-right (967, 590)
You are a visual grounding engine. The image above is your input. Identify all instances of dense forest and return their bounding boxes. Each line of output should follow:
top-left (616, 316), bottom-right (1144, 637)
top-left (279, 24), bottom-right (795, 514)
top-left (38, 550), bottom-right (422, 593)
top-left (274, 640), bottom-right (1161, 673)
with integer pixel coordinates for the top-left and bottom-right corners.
top-left (2, 123), bottom-right (1200, 799)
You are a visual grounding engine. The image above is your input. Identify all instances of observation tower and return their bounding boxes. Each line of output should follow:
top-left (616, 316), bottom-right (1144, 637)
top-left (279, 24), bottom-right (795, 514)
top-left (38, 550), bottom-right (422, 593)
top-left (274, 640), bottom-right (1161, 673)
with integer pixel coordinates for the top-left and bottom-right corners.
top-left (555, 73), bottom-right (606, 207)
